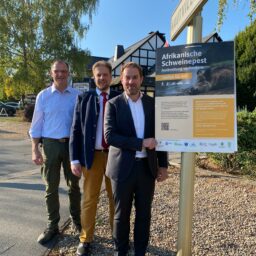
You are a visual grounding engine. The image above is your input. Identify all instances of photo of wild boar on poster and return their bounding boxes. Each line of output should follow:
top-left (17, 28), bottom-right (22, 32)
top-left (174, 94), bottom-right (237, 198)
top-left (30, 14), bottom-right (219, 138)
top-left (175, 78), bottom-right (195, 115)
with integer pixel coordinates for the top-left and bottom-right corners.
top-left (155, 42), bottom-right (235, 96)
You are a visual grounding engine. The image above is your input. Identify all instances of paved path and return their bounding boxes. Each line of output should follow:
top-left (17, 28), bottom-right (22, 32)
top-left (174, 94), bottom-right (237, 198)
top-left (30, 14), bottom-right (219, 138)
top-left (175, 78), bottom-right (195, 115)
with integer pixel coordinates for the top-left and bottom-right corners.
top-left (0, 132), bottom-right (182, 256)
top-left (0, 139), bottom-right (34, 177)
top-left (0, 139), bottom-right (72, 256)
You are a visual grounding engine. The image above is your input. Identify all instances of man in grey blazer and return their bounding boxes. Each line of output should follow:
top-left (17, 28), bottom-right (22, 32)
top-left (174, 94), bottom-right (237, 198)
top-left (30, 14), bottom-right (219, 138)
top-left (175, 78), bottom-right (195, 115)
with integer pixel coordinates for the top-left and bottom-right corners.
top-left (104, 62), bottom-right (168, 256)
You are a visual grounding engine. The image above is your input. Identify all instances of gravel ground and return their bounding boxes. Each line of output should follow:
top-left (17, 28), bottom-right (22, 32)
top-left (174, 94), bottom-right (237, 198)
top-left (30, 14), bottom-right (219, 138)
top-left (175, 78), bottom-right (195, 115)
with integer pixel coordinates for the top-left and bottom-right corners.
top-left (2, 120), bottom-right (255, 255)
top-left (49, 166), bottom-right (256, 256)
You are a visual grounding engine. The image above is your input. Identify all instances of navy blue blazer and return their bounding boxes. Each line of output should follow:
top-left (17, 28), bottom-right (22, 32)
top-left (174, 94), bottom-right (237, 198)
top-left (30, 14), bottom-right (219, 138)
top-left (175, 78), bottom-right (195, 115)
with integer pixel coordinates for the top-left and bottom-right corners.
top-left (69, 89), bottom-right (120, 169)
top-left (104, 92), bottom-right (168, 182)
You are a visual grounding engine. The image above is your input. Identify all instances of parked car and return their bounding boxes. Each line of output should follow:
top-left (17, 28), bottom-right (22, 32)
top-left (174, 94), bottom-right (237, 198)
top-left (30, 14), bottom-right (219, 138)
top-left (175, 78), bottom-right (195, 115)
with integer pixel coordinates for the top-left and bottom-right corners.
top-left (19, 94), bottom-right (36, 108)
top-left (5, 101), bottom-right (20, 109)
top-left (0, 101), bottom-right (16, 116)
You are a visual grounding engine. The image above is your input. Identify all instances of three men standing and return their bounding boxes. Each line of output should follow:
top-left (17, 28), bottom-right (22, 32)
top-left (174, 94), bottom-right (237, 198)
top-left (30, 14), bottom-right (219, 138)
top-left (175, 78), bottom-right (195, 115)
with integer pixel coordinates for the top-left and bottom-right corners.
top-left (30, 59), bottom-right (168, 256)
top-left (105, 62), bottom-right (168, 256)
top-left (69, 61), bottom-right (120, 256)
top-left (29, 60), bottom-right (81, 244)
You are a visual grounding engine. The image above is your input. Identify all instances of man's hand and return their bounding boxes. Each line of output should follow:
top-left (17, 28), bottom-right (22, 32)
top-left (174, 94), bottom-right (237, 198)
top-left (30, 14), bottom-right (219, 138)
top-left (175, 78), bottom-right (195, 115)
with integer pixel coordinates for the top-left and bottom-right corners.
top-left (156, 167), bottom-right (168, 182)
top-left (32, 148), bottom-right (43, 165)
top-left (143, 138), bottom-right (157, 150)
top-left (71, 163), bottom-right (82, 178)
top-left (31, 138), bottom-right (43, 165)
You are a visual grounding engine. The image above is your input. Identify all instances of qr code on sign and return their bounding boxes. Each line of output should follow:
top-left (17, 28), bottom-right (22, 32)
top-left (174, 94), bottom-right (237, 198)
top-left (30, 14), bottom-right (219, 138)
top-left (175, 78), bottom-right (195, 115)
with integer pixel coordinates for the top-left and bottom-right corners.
top-left (161, 123), bottom-right (169, 131)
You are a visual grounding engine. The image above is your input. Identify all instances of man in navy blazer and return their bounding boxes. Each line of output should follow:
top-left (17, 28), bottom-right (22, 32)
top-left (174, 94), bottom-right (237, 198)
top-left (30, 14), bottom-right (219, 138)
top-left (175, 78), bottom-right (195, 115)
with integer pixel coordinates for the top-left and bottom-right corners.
top-left (104, 62), bottom-right (168, 256)
top-left (69, 60), bottom-right (120, 256)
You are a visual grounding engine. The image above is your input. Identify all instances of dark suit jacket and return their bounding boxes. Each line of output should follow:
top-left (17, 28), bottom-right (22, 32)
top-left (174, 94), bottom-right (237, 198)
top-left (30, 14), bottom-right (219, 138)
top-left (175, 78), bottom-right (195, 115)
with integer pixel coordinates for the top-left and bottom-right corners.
top-left (69, 89), bottom-right (120, 169)
top-left (104, 92), bottom-right (168, 182)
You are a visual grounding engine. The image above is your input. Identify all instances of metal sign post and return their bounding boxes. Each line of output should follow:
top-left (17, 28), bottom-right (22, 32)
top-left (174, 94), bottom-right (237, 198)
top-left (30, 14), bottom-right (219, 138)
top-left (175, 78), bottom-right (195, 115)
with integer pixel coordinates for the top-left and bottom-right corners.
top-left (176, 12), bottom-right (202, 256)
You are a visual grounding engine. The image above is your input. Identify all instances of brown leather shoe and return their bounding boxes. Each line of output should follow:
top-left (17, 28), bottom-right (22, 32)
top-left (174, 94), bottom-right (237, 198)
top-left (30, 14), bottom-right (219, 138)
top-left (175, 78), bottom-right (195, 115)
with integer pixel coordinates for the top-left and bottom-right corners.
top-left (76, 242), bottom-right (91, 256)
top-left (37, 228), bottom-right (59, 244)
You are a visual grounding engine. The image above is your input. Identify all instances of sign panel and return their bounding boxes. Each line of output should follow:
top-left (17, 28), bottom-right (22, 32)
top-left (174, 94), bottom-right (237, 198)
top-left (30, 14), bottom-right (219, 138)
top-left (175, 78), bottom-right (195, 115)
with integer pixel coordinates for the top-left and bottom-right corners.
top-left (171, 0), bottom-right (208, 41)
top-left (72, 82), bottom-right (89, 93)
top-left (155, 42), bottom-right (237, 153)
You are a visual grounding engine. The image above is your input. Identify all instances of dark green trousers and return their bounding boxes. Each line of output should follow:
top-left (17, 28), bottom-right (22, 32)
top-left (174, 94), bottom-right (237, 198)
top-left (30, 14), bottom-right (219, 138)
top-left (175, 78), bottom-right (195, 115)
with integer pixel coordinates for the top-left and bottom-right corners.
top-left (41, 138), bottom-right (81, 230)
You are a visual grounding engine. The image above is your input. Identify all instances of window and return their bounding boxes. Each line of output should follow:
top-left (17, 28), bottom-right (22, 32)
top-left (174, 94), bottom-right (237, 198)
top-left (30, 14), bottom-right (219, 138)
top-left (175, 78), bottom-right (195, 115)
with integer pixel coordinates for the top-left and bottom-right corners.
top-left (140, 49), bottom-right (147, 57)
top-left (140, 58), bottom-right (147, 66)
top-left (131, 56), bottom-right (139, 63)
top-left (148, 51), bottom-right (155, 58)
top-left (148, 59), bottom-right (155, 66)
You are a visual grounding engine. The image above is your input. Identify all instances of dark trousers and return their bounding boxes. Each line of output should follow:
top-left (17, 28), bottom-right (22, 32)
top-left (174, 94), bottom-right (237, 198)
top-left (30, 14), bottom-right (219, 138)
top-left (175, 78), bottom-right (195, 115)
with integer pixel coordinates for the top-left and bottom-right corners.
top-left (111, 159), bottom-right (155, 256)
top-left (41, 139), bottom-right (81, 230)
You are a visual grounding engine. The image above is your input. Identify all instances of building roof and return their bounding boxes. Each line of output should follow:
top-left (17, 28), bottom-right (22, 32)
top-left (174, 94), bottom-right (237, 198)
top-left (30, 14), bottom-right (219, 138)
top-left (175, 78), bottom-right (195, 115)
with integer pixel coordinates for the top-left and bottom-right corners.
top-left (108, 31), bottom-right (166, 70)
top-left (88, 31), bottom-right (223, 88)
top-left (203, 32), bottom-right (222, 43)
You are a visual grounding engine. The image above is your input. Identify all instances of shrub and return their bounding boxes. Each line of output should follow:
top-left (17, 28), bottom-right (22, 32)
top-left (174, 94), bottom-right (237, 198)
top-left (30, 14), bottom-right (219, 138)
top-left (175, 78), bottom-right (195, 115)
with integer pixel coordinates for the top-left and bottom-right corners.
top-left (206, 108), bottom-right (256, 178)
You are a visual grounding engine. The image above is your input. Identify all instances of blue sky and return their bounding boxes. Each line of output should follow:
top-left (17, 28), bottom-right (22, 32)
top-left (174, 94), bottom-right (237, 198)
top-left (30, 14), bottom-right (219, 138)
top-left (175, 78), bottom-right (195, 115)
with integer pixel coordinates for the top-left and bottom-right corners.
top-left (80, 0), bottom-right (253, 58)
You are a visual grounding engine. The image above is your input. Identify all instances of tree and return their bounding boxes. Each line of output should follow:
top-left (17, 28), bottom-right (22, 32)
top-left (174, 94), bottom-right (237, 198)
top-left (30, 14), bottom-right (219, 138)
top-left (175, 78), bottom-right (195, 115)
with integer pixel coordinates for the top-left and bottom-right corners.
top-left (218, 0), bottom-right (256, 30)
top-left (235, 19), bottom-right (256, 111)
top-left (0, 0), bottom-right (98, 98)
top-left (216, 1), bottom-right (256, 111)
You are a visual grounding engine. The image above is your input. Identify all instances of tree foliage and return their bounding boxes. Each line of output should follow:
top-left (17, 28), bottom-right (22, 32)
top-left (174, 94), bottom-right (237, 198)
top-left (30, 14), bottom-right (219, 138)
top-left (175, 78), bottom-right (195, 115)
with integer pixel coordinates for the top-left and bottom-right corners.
top-left (235, 19), bottom-right (256, 111)
top-left (0, 0), bottom-right (98, 99)
top-left (217, 0), bottom-right (256, 30)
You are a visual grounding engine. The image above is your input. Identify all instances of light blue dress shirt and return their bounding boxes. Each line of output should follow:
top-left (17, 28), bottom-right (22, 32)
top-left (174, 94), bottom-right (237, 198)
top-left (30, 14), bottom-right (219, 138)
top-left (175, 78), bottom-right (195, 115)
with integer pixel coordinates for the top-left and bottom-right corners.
top-left (29, 84), bottom-right (80, 139)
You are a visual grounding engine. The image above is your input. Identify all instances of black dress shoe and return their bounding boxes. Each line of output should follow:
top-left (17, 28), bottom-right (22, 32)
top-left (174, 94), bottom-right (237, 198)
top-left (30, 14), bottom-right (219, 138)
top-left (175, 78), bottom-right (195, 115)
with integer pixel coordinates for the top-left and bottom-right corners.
top-left (76, 242), bottom-right (91, 256)
top-left (37, 228), bottom-right (59, 244)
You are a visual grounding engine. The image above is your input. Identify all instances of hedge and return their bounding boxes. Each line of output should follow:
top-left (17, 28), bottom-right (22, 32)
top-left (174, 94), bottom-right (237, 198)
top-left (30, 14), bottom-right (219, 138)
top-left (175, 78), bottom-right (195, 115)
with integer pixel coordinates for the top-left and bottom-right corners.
top-left (207, 108), bottom-right (256, 178)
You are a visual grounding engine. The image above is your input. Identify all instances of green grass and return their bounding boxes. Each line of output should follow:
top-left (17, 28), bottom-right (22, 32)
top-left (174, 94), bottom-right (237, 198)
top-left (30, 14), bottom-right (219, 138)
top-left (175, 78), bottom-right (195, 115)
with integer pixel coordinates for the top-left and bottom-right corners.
top-left (0, 110), bottom-right (28, 122)
top-left (0, 116), bottom-right (23, 122)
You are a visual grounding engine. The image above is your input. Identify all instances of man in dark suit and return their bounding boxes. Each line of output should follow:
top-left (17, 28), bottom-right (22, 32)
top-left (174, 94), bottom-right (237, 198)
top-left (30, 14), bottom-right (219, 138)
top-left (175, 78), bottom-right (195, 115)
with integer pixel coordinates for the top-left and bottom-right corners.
top-left (104, 62), bottom-right (168, 256)
top-left (69, 60), bottom-right (120, 256)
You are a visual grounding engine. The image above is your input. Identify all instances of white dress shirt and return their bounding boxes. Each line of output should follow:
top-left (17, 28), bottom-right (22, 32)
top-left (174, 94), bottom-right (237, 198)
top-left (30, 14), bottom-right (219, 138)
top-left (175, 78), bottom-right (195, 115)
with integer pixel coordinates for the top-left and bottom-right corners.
top-left (126, 93), bottom-right (147, 158)
top-left (29, 84), bottom-right (80, 139)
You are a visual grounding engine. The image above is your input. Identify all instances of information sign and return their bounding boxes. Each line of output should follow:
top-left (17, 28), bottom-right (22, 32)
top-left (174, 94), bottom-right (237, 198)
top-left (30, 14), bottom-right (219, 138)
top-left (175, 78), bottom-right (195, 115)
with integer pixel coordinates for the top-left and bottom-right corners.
top-left (155, 42), bottom-right (237, 153)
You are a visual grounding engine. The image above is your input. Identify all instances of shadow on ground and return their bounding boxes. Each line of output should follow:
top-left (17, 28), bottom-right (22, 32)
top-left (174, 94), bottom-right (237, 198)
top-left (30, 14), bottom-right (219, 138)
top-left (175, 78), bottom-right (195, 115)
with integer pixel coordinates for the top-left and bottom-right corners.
top-left (0, 182), bottom-right (67, 194)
